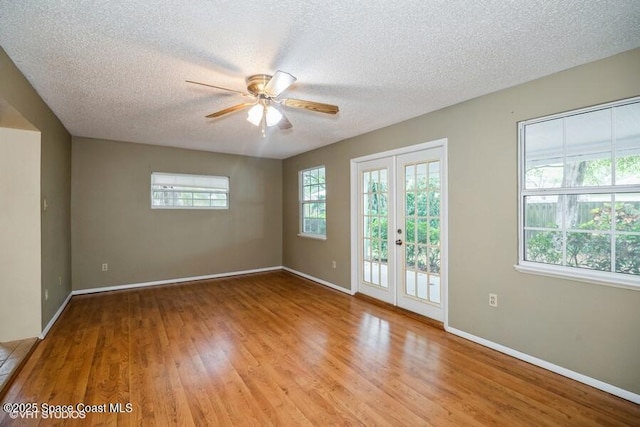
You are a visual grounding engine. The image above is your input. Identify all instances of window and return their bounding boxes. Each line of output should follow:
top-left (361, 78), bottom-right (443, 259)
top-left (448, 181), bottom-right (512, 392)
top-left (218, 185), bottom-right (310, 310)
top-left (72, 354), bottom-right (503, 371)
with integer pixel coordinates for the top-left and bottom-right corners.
top-left (299, 166), bottom-right (326, 238)
top-left (151, 172), bottom-right (229, 209)
top-left (518, 97), bottom-right (640, 288)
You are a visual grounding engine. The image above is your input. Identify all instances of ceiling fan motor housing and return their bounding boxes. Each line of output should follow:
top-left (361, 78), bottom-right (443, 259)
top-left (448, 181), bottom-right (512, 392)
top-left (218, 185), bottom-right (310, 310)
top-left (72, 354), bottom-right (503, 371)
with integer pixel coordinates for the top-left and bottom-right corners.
top-left (246, 74), bottom-right (273, 97)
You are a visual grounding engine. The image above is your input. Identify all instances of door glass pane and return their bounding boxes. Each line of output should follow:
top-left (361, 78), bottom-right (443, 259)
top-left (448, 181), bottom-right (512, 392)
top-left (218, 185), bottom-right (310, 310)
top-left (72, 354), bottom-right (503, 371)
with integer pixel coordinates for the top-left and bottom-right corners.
top-left (363, 215), bottom-right (371, 238)
top-left (405, 165), bottom-right (415, 190)
top-left (405, 243), bottom-right (416, 269)
top-left (428, 219), bottom-right (440, 245)
top-left (429, 276), bottom-right (441, 304)
top-left (428, 247), bottom-right (440, 273)
top-left (377, 192), bottom-right (388, 215)
top-left (416, 163), bottom-right (427, 190)
top-left (364, 261), bottom-right (371, 282)
top-left (362, 167), bottom-right (389, 288)
top-left (380, 263), bottom-right (388, 288)
top-left (371, 260), bottom-right (380, 284)
top-left (363, 172), bottom-right (370, 193)
top-left (406, 218), bottom-right (415, 243)
top-left (417, 245), bottom-right (428, 272)
top-left (406, 192), bottom-right (415, 216)
top-left (363, 238), bottom-right (371, 261)
top-left (405, 271), bottom-right (416, 296)
top-left (417, 218), bottom-right (428, 244)
top-left (429, 162), bottom-right (440, 217)
top-left (403, 160), bottom-right (441, 304)
top-left (417, 273), bottom-right (428, 299)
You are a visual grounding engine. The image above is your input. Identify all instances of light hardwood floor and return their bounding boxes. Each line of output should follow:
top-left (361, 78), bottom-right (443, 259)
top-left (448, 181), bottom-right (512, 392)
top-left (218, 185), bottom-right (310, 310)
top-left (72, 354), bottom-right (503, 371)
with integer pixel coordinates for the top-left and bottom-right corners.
top-left (1, 271), bottom-right (638, 426)
top-left (0, 338), bottom-right (38, 397)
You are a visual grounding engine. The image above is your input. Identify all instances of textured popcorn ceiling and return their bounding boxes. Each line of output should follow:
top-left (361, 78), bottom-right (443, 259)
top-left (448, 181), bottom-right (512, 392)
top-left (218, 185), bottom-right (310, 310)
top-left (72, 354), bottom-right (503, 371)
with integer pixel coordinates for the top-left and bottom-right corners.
top-left (1, 1), bottom-right (639, 159)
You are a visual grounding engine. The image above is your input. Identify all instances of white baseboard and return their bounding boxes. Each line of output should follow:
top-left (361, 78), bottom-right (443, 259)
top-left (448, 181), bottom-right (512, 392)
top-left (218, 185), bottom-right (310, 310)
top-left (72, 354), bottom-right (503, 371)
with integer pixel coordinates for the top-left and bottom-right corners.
top-left (72, 266), bottom-right (283, 296)
top-left (445, 326), bottom-right (640, 405)
top-left (283, 267), bottom-right (355, 295)
top-left (40, 291), bottom-right (72, 339)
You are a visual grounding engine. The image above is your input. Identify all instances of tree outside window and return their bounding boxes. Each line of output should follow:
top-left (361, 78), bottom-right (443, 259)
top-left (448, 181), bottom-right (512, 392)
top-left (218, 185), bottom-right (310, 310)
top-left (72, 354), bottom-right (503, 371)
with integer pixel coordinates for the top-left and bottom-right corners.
top-left (520, 98), bottom-right (640, 283)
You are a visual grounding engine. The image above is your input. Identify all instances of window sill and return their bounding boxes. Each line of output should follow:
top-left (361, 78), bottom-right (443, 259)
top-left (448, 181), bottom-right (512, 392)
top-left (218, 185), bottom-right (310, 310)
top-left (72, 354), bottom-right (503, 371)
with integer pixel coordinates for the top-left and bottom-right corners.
top-left (514, 262), bottom-right (640, 292)
top-left (298, 233), bottom-right (327, 241)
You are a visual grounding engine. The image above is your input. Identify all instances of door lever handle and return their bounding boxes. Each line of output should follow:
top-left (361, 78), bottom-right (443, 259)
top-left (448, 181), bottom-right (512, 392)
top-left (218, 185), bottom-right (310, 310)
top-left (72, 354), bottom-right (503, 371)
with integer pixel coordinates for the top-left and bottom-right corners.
top-left (395, 239), bottom-right (403, 246)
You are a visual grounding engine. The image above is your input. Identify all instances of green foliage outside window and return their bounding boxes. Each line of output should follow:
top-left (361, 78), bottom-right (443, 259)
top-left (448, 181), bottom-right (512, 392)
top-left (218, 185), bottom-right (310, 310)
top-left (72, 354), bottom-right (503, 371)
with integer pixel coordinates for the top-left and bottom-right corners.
top-left (526, 202), bottom-right (640, 274)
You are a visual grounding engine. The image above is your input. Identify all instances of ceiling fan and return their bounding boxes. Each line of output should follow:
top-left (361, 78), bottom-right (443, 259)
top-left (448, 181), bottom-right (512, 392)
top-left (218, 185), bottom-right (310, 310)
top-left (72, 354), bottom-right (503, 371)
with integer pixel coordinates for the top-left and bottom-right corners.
top-left (186, 71), bottom-right (339, 134)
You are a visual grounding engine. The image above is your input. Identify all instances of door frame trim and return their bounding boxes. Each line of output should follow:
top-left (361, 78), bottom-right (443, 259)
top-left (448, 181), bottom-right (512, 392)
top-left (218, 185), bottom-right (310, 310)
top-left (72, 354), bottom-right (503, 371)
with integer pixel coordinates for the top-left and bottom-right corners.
top-left (349, 138), bottom-right (449, 326)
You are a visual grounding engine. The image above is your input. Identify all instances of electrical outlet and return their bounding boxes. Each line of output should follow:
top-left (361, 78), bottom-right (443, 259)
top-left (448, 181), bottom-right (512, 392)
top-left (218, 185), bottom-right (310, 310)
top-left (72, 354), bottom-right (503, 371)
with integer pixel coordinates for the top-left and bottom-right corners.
top-left (45, 289), bottom-right (49, 301)
top-left (102, 263), bottom-right (108, 271)
top-left (332, 260), bottom-right (337, 269)
top-left (489, 293), bottom-right (498, 308)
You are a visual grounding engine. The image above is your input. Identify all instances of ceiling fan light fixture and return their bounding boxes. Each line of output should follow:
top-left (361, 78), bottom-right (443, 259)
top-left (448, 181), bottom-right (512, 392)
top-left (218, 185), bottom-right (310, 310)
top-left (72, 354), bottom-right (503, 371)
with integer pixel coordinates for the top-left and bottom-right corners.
top-left (247, 104), bottom-right (264, 126)
top-left (265, 105), bottom-right (283, 127)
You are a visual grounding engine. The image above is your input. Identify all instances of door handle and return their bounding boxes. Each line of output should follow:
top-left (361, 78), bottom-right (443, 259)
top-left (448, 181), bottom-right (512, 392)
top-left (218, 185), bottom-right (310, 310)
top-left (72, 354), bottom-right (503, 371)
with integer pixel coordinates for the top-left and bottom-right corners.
top-left (395, 239), bottom-right (403, 246)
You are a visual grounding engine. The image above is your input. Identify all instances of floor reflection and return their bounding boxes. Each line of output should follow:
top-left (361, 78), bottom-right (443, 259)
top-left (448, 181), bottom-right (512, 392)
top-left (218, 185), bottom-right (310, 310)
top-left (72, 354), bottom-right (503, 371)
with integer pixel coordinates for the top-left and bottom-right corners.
top-left (356, 313), bottom-right (391, 365)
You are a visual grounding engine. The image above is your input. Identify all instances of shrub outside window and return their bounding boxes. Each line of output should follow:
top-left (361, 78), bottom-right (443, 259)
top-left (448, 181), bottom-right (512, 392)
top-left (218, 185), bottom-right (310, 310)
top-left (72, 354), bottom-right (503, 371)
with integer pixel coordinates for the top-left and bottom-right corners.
top-left (151, 172), bottom-right (229, 209)
top-left (518, 97), bottom-right (640, 289)
top-left (300, 166), bottom-right (326, 238)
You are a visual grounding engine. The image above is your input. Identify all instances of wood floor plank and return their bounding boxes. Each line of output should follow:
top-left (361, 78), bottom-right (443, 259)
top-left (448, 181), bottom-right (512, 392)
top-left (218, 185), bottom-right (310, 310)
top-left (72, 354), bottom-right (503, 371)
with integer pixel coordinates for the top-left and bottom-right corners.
top-left (1, 271), bottom-right (638, 426)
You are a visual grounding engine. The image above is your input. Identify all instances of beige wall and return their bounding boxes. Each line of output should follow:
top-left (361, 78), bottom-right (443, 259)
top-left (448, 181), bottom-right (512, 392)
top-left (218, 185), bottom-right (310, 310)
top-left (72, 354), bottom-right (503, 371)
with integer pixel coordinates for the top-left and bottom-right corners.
top-left (0, 46), bottom-right (72, 331)
top-left (72, 137), bottom-right (282, 290)
top-left (0, 128), bottom-right (41, 341)
top-left (283, 48), bottom-right (640, 394)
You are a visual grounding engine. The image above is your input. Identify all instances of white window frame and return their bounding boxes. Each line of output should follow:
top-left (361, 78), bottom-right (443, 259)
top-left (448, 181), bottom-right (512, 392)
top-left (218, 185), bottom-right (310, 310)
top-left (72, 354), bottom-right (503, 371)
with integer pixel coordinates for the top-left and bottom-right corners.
top-left (299, 166), bottom-right (327, 239)
top-left (515, 97), bottom-right (640, 291)
top-left (151, 172), bottom-right (229, 210)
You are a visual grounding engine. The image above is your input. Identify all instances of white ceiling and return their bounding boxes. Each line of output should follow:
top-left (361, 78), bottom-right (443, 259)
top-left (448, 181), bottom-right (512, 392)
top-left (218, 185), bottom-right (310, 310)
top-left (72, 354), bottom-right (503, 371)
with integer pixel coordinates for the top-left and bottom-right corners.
top-left (1, 1), bottom-right (639, 159)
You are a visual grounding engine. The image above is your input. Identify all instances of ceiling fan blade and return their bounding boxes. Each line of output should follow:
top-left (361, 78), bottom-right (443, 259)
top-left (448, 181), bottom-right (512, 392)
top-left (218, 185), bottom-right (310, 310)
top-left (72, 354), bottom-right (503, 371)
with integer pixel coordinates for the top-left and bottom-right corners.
top-left (278, 115), bottom-right (293, 129)
top-left (186, 80), bottom-right (250, 96)
top-left (281, 98), bottom-right (339, 115)
top-left (263, 71), bottom-right (297, 97)
top-left (270, 103), bottom-right (292, 129)
top-left (205, 102), bottom-right (254, 118)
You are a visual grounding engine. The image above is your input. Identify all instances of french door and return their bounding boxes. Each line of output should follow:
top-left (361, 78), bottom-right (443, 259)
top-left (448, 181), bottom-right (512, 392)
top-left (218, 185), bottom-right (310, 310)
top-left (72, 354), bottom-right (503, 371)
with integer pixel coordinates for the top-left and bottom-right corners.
top-left (356, 146), bottom-right (445, 321)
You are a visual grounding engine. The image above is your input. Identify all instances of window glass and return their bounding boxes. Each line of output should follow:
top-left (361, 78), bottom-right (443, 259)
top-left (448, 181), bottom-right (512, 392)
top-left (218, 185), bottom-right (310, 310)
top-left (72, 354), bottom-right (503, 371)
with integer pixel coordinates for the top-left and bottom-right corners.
top-left (300, 166), bottom-right (326, 237)
top-left (151, 172), bottom-right (229, 210)
top-left (519, 97), bottom-right (640, 285)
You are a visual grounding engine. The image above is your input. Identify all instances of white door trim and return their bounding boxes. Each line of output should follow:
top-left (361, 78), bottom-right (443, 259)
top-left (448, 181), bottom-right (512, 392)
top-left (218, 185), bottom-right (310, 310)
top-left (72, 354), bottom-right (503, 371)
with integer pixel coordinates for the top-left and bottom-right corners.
top-left (350, 138), bottom-right (449, 326)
